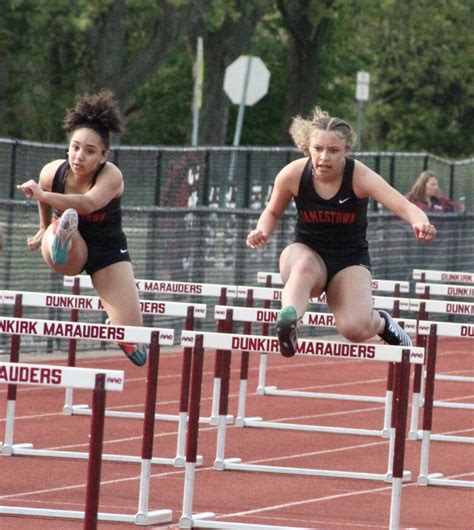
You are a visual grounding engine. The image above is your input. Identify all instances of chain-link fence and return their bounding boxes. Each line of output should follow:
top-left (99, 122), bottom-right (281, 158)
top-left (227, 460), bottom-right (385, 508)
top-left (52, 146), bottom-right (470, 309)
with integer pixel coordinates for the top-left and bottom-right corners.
top-left (1, 139), bottom-right (473, 210)
top-left (1, 198), bottom-right (472, 353)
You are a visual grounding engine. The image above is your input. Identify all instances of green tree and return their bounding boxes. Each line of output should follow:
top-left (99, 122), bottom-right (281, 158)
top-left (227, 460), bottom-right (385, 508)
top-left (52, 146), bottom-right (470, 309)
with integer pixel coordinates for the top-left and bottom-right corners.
top-left (363, 0), bottom-right (474, 157)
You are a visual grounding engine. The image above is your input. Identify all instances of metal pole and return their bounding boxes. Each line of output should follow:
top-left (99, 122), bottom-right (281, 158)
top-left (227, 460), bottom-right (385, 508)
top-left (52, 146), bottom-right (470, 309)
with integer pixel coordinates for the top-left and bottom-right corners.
top-left (356, 100), bottom-right (364, 151)
top-left (191, 37), bottom-right (204, 147)
top-left (228, 57), bottom-right (253, 184)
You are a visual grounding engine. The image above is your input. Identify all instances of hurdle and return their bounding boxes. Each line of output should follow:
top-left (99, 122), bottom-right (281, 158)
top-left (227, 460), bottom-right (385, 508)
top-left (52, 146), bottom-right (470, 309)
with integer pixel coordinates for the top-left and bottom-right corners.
top-left (0, 288), bottom-right (207, 467)
top-left (413, 268), bottom-right (474, 285)
top-left (411, 318), bottom-right (473, 445)
top-left (417, 321), bottom-right (474, 488)
top-left (215, 303), bottom-right (417, 442)
top-left (64, 275), bottom-right (238, 425)
top-left (257, 271), bottom-right (411, 295)
top-left (178, 330), bottom-right (423, 530)
top-left (407, 297), bottom-right (474, 441)
top-left (0, 361), bottom-right (123, 527)
top-left (0, 315), bottom-right (179, 462)
top-left (233, 283), bottom-right (415, 435)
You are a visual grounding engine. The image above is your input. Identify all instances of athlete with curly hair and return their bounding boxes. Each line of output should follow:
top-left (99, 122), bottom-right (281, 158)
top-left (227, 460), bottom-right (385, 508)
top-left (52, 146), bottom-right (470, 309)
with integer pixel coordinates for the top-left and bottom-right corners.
top-left (17, 90), bottom-right (147, 366)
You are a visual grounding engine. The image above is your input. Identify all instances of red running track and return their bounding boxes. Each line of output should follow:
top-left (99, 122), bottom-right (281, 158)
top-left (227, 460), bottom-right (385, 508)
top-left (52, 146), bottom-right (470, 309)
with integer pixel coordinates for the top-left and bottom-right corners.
top-left (0, 337), bottom-right (473, 529)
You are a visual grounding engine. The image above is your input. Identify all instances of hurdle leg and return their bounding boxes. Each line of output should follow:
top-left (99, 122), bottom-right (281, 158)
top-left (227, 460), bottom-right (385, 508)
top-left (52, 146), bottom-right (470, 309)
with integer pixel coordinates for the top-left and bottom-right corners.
top-left (408, 334), bottom-right (426, 440)
top-left (214, 348), bottom-right (232, 469)
top-left (84, 373), bottom-right (106, 530)
top-left (388, 350), bottom-right (411, 530)
top-left (256, 320), bottom-right (270, 394)
top-left (385, 362), bottom-right (399, 480)
top-left (210, 348), bottom-right (223, 424)
top-left (417, 326), bottom-right (443, 485)
top-left (382, 363), bottom-right (394, 438)
top-left (408, 364), bottom-right (422, 440)
top-left (180, 335), bottom-right (215, 528)
top-left (2, 319), bottom-right (32, 455)
top-left (385, 362), bottom-right (411, 483)
top-left (135, 333), bottom-right (173, 524)
top-left (175, 346), bottom-right (193, 466)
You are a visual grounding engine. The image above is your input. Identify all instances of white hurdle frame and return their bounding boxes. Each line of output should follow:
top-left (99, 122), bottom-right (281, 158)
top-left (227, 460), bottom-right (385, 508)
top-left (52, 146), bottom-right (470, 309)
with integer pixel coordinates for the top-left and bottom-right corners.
top-left (215, 303), bottom-right (417, 443)
top-left (64, 275), bottom-right (238, 426)
top-left (0, 315), bottom-right (176, 460)
top-left (0, 360), bottom-right (171, 526)
top-left (235, 282), bottom-right (414, 436)
top-left (416, 321), bottom-right (474, 489)
top-left (0, 288), bottom-right (207, 467)
top-left (407, 298), bottom-right (474, 442)
top-left (0, 319), bottom-right (174, 525)
top-left (178, 330), bottom-right (422, 530)
top-left (0, 361), bottom-right (122, 527)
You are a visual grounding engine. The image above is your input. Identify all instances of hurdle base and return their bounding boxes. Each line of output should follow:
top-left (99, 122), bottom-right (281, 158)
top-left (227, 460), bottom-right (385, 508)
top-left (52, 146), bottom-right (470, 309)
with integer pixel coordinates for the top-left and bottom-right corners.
top-left (208, 414), bottom-right (234, 426)
top-left (134, 508), bottom-right (173, 525)
top-left (214, 457), bottom-right (241, 470)
top-left (179, 512), bottom-right (216, 528)
top-left (0, 506), bottom-right (169, 523)
top-left (381, 428), bottom-right (391, 439)
top-left (408, 429), bottom-right (421, 440)
top-left (257, 384), bottom-right (276, 395)
top-left (63, 403), bottom-right (89, 415)
top-left (418, 472), bottom-right (444, 486)
top-left (8, 443), bottom-right (190, 466)
top-left (242, 417), bottom-right (384, 438)
top-left (174, 455), bottom-right (203, 468)
top-left (2, 442), bottom-right (33, 456)
top-left (384, 470), bottom-right (412, 483)
top-left (235, 416), bottom-right (262, 427)
top-left (218, 459), bottom-right (399, 482)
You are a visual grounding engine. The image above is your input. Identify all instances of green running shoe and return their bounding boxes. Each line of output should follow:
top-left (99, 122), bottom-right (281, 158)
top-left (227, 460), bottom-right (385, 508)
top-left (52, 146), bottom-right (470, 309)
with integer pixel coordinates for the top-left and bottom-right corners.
top-left (276, 305), bottom-right (299, 357)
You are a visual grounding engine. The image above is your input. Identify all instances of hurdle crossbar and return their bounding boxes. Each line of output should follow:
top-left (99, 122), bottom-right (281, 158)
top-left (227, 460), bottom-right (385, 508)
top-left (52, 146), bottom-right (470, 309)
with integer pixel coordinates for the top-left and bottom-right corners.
top-left (214, 304), bottom-right (417, 440)
top-left (416, 323), bottom-right (474, 489)
top-left (0, 316), bottom-right (180, 465)
top-left (1, 289), bottom-right (209, 467)
top-left (407, 301), bottom-right (474, 441)
top-left (178, 331), bottom-right (417, 530)
top-left (63, 277), bottom-right (237, 427)
top-left (415, 282), bottom-right (474, 299)
top-left (413, 269), bottom-right (474, 284)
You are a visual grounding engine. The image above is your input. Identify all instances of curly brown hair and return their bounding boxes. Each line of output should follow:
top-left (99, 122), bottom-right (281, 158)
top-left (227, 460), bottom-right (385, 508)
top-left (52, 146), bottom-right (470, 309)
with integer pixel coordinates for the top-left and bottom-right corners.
top-left (289, 106), bottom-right (356, 156)
top-left (62, 90), bottom-right (123, 150)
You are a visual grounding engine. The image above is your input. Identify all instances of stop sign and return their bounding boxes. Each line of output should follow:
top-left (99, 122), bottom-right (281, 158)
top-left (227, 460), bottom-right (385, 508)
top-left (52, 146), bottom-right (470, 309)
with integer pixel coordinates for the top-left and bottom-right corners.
top-left (223, 55), bottom-right (270, 106)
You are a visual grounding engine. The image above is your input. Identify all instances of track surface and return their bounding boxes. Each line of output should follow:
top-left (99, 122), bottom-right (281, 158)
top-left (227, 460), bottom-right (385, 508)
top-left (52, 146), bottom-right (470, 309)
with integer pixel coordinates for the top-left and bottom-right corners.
top-left (0, 336), bottom-right (473, 529)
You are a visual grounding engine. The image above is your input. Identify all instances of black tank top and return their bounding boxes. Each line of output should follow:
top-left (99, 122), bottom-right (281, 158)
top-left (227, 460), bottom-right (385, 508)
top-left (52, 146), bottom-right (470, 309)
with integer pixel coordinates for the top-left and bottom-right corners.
top-left (294, 157), bottom-right (368, 252)
top-left (52, 161), bottom-right (123, 244)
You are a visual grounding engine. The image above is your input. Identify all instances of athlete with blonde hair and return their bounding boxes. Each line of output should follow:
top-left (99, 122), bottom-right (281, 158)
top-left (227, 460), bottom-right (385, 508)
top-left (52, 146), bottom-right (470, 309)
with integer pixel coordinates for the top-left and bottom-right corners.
top-left (247, 107), bottom-right (437, 356)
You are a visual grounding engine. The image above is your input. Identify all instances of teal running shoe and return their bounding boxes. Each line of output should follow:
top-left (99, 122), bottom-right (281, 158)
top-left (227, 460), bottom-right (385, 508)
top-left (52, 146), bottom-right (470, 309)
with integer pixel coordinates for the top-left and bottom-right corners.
top-left (51, 208), bottom-right (78, 265)
top-left (116, 342), bottom-right (148, 366)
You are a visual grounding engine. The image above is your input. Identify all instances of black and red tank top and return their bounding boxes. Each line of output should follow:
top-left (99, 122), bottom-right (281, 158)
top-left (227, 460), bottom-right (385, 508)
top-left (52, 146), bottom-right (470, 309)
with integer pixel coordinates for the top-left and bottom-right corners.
top-left (294, 157), bottom-right (369, 252)
top-left (52, 161), bottom-right (123, 244)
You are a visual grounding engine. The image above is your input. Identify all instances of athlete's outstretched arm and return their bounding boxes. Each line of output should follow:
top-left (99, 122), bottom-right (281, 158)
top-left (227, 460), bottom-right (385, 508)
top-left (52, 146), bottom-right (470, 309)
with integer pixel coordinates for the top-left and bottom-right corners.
top-left (353, 161), bottom-right (437, 242)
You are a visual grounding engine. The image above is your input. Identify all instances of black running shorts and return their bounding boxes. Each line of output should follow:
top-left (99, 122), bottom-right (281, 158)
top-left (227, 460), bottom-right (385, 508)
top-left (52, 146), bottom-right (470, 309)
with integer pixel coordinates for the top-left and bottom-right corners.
top-left (82, 231), bottom-right (131, 275)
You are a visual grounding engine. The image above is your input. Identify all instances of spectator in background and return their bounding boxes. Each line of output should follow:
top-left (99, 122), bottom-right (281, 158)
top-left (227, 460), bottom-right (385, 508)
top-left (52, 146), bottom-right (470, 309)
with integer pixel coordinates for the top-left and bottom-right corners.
top-left (406, 170), bottom-right (465, 212)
